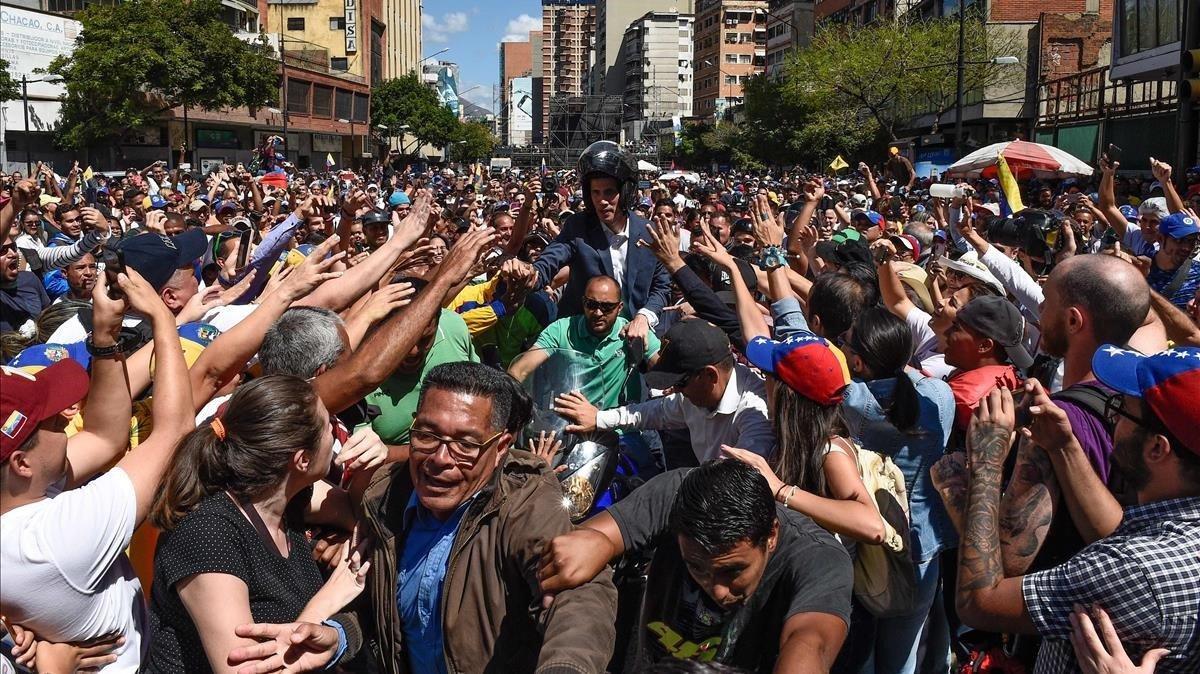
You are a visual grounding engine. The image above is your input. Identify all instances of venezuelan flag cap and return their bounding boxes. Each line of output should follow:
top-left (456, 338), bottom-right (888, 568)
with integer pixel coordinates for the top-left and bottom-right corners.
top-left (746, 334), bottom-right (850, 406)
top-left (1093, 345), bottom-right (1200, 455)
top-left (1, 360), bottom-right (90, 461)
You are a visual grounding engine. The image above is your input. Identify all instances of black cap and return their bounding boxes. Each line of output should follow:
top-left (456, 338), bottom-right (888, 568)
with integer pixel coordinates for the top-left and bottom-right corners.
top-left (360, 209), bottom-right (390, 227)
top-left (116, 229), bottom-right (207, 291)
top-left (645, 319), bottom-right (733, 389)
top-left (957, 295), bottom-right (1034, 371)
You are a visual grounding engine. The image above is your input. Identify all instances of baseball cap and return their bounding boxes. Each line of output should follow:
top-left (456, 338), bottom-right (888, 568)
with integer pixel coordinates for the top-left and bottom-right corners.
top-left (1, 361), bottom-right (90, 461)
top-left (1118, 204), bottom-right (1139, 222)
top-left (143, 195), bottom-right (168, 210)
top-left (852, 210), bottom-right (885, 229)
top-left (956, 296), bottom-right (1034, 371)
top-left (1138, 197), bottom-right (1168, 219)
top-left (745, 333), bottom-right (850, 405)
top-left (39, 195), bottom-right (61, 207)
top-left (116, 229), bottom-right (208, 291)
top-left (644, 320), bottom-right (733, 390)
top-left (941, 251), bottom-right (1005, 296)
top-left (388, 191), bottom-right (411, 207)
top-left (1158, 212), bottom-right (1199, 239)
top-left (151, 322), bottom-right (221, 374)
top-left (1092, 345), bottom-right (1200, 455)
top-left (7, 342), bottom-right (91, 373)
top-left (361, 209), bottom-right (390, 227)
top-left (849, 193), bottom-right (870, 209)
top-left (215, 200), bottom-right (239, 214)
top-left (889, 234), bottom-right (921, 259)
top-left (831, 228), bottom-right (863, 245)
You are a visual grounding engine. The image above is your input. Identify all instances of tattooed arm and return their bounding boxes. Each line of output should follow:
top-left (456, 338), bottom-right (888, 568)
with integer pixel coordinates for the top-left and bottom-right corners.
top-left (997, 436), bottom-right (1058, 575)
top-left (956, 388), bottom-right (1038, 635)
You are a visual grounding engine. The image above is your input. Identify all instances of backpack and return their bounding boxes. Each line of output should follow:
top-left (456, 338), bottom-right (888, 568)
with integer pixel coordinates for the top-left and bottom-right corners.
top-left (840, 438), bottom-right (918, 617)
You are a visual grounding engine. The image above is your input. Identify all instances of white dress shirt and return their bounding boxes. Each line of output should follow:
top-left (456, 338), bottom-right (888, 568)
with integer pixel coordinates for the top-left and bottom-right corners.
top-left (595, 363), bottom-right (775, 462)
top-left (604, 218), bottom-right (659, 327)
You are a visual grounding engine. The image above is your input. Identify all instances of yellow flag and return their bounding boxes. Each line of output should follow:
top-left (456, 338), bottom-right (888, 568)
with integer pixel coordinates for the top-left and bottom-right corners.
top-left (997, 154), bottom-right (1025, 214)
top-left (82, 166), bottom-right (94, 181)
top-left (829, 155), bottom-right (849, 172)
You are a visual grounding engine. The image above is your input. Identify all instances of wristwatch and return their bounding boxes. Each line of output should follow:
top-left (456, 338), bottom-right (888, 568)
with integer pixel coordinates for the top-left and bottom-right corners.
top-left (86, 334), bottom-right (127, 360)
top-left (758, 245), bottom-right (787, 271)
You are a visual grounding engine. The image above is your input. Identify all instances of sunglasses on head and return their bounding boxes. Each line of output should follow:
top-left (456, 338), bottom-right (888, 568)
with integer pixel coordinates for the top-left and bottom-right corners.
top-left (583, 298), bottom-right (620, 313)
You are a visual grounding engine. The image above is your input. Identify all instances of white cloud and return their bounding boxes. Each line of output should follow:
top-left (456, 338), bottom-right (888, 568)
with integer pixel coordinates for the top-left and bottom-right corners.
top-left (500, 13), bottom-right (541, 42)
top-left (423, 11), bottom-right (469, 43)
top-left (458, 82), bottom-right (495, 114)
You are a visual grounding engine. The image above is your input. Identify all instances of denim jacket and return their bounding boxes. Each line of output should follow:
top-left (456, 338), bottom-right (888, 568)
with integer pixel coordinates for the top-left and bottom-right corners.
top-left (770, 297), bottom-right (958, 563)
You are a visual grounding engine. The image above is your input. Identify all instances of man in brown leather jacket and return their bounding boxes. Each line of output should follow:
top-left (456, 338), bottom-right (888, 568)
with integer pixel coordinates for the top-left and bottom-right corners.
top-left (357, 361), bottom-right (618, 673)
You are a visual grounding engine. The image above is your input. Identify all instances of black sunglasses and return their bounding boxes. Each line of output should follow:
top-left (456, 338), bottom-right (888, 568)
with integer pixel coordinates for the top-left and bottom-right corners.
top-left (583, 298), bottom-right (620, 313)
top-left (1104, 394), bottom-right (1151, 429)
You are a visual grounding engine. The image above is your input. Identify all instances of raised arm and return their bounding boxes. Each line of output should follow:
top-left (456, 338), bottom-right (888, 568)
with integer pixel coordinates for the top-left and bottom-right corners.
top-left (1150, 157), bottom-right (1186, 214)
top-left (312, 225), bottom-right (495, 413)
top-left (1097, 157), bottom-right (1132, 240)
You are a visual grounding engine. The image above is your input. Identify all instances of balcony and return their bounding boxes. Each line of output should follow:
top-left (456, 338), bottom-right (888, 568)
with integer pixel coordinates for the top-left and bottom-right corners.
top-left (1037, 65), bottom-right (1178, 127)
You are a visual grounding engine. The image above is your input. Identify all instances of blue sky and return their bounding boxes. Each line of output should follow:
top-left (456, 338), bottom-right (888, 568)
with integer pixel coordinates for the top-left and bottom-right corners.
top-left (422, 1), bottom-right (543, 113)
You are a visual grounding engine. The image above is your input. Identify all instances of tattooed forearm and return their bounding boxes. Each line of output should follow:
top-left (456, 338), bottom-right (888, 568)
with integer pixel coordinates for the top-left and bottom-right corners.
top-left (958, 423), bottom-right (1011, 611)
top-left (998, 440), bottom-right (1059, 575)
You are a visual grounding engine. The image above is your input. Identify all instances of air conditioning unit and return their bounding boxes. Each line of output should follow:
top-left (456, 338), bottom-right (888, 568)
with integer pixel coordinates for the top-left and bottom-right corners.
top-left (724, 19), bottom-right (737, 26)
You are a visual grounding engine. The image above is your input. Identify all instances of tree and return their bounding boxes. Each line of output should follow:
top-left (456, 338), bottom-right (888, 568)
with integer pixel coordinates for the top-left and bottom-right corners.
top-left (371, 73), bottom-right (461, 150)
top-left (781, 10), bottom-right (1024, 142)
top-left (449, 121), bottom-right (497, 163)
top-left (0, 59), bottom-right (18, 102)
top-left (47, 0), bottom-right (277, 150)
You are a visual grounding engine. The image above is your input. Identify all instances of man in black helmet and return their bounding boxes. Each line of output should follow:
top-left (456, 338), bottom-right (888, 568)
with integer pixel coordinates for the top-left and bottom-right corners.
top-left (519, 141), bottom-right (673, 348)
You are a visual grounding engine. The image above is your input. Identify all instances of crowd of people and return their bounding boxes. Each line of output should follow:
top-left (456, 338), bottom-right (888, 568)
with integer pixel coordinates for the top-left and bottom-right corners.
top-left (0, 138), bottom-right (1197, 674)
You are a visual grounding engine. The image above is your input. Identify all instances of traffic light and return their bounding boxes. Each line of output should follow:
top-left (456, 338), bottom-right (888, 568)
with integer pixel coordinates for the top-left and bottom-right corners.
top-left (1184, 49), bottom-right (1200, 101)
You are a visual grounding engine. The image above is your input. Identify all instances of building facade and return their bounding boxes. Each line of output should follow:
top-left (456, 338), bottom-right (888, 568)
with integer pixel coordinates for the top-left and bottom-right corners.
top-left (499, 40), bottom-right (534, 144)
top-left (541, 0), bottom-right (597, 140)
top-left (592, 0), bottom-right (695, 96)
top-left (764, 0), bottom-right (814, 76)
top-left (381, 0), bottom-right (422, 79)
top-left (692, 0), bottom-right (767, 119)
top-left (619, 11), bottom-right (695, 141)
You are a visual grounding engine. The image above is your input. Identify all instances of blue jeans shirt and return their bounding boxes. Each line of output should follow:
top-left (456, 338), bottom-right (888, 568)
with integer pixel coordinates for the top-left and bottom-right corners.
top-left (770, 297), bottom-right (958, 563)
top-left (398, 494), bottom-right (472, 674)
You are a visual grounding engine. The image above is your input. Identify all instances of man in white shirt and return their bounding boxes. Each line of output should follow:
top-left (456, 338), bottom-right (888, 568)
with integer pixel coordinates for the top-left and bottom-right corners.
top-left (553, 319), bottom-right (775, 464)
top-left (0, 270), bottom-right (194, 672)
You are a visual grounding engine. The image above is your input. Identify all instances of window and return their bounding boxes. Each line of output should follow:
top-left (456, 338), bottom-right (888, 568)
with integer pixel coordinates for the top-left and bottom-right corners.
top-left (1119, 0), bottom-right (1180, 57)
top-left (725, 53), bottom-right (738, 63)
top-left (335, 89), bottom-right (353, 120)
top-left (738, 54), bottom-right (752, 64)
top-left (330, 57), bottom-right (349, 71)
top-left (286, 17), bottom-right (304, 30)
top-left (725, 74), bottom-right (738, 85)
top-left (286, 79), bottom-right (310, 114)
top-left (329, 16), bottom-right (344, 30)
top-left (312, 85), bottom-right (333, 117)
top-left (353, 93), bottom-right (369, 122)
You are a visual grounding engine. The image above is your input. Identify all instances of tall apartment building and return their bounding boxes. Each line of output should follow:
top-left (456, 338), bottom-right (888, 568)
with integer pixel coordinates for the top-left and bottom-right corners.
top-left (764, 0), bottom-right (814, 77)
top-left (541, 0), bottom-right (597, 141)
top-left (692, 0), bottom-right (767, 120)
top-left (499, 40), bottom-right (534, 144)
top-left (592, 0), bottom-right (695, 96)
top-left (382, 0), bottom-right (422, 77)
top-left (619, 11), bottom-right (695, 141)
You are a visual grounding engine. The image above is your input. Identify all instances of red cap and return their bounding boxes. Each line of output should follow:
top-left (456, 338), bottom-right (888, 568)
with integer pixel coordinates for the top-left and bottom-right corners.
top-left (1, 361), bottom-right (90, 462)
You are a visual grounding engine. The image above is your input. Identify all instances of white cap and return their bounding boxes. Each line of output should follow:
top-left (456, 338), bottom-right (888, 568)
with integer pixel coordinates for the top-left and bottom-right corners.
top-left (942, 251), bottom-right (1005, 296)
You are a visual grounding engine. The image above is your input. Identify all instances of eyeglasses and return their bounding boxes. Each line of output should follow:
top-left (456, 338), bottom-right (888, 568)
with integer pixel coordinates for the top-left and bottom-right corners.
top-left (0, 242), bottom-right (18, 255)
top-left (409, 427), bottom-right (505, 465)
top-left (1104, 394), bottom-right (1151, 429)
top-left (583, 298), bottom-right (621, 314)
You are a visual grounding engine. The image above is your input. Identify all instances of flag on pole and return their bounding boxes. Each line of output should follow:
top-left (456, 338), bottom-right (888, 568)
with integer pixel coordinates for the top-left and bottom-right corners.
top-left (325, 153), bottom-right (335, 170)
top-left (82, 166), bottom-right (94, 182)
top-left (540, 157), bottom-right (548, 177)
top-left (997, 153), bottom-right (1024, 216)
top-left (829, 155), bottom-right (849, 172)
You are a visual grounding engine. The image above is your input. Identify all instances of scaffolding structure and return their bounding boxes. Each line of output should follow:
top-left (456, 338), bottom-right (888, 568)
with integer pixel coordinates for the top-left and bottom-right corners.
top-left (547, 95), bottom-right (623, 168)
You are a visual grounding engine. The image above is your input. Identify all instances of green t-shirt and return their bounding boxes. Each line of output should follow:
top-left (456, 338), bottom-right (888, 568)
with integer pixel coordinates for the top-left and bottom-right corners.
top-left (367, 309), bottom-right (478, 444)
top-left (532, 315), bottom-right (660, 410)
top-left (475, 306), bottom-right (545, 369)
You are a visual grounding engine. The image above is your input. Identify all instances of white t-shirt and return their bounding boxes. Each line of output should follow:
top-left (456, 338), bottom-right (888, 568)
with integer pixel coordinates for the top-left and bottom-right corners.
top-left (0, 468), bottom-right (146, 672)
top-left (906, 306), bottom-right (954, 380)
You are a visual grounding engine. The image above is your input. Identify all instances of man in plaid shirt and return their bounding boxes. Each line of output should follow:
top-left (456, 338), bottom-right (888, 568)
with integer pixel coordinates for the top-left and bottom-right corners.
top-left (949, 345), bottom-right (1200, 674)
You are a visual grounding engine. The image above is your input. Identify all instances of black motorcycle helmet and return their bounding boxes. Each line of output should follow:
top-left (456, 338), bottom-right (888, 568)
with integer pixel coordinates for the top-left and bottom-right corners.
top-left (360, 209), bottom-right (390, 227)
top-left (578, 140), bottom-right (637, 217)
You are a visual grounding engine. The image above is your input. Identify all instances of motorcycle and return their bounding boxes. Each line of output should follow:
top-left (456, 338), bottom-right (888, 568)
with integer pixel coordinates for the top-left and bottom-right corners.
top-left (519, 347), bottom-right (657, 522)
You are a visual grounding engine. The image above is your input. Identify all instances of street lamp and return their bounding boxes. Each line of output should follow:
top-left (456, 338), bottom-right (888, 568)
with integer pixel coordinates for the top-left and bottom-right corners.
top-left (419, 48), bottom-right (449, 66)
top-left (19, 75), bottom-right (63, 174)
top-left (338, 117), bottom-right (355, 168)
top-left (703, 59), bottom-right (739, 122)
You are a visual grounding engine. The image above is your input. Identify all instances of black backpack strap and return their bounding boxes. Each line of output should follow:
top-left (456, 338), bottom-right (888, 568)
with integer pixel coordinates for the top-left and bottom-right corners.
top-left (1049, 383), bottom-right (1115, 433)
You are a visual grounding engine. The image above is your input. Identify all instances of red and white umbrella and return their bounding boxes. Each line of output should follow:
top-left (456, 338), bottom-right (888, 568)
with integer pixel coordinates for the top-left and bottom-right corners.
top-left (944, 140), bottom-right (1094, 180)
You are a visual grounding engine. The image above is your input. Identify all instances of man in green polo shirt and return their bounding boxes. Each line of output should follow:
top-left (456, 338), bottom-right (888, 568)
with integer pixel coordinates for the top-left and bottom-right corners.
top-left (509, 275), bottom-right (660, 409)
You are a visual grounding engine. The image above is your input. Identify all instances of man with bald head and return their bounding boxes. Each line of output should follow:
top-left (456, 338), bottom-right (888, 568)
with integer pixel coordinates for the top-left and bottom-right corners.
top-left (509, 275), bottom-right (660, 409)
top-left (938, 254), bottom-right (1154, 593)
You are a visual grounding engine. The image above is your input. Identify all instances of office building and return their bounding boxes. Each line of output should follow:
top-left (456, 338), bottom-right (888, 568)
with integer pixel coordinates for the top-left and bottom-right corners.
top-left (764, 0), bottom-right (813, 77)
top-left (592, 0), bottom-right (694, 96)
top-left (499, 40), bottom-right (534, 144)
top-left (541, 0), bottom-right (597, 140)
top-left (619, 11), bottom-right (695, 141)
top-left (382, 0), bottom-right (423, 77)
top-left (692, 0), bottom-right (767, 119)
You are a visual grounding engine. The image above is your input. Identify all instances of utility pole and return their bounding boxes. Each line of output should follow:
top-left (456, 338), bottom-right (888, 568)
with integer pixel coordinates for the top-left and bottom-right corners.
top-left (22, 75), bottom-right (31, 175)
top-left (1177, 0), bottom-right (1200, 170)
top-left (953, 0), bottom-right (967, 159)
top-left (278, 30), bottom-right (290, 152)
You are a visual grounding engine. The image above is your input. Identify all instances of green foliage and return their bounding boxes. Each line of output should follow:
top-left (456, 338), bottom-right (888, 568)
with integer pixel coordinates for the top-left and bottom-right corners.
top-left (449, 121), bottom-right (497, 163)
top-left (0, 59), bottom-right (18, 102)
top-left (47, 0), bottom-right (277, 149)
top-left (371, 73), bottom-right (461, 150)
top-left (781, 10), bottom-right (1024, 142)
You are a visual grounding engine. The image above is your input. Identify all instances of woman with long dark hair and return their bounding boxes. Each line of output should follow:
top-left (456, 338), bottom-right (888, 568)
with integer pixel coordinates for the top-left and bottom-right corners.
top-left (143, 375), bottom-right (366, 673)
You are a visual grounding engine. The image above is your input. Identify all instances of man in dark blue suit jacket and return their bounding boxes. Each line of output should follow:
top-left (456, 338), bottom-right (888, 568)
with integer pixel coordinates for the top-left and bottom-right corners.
top-left (530, 171), bottom-right (673, 347)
